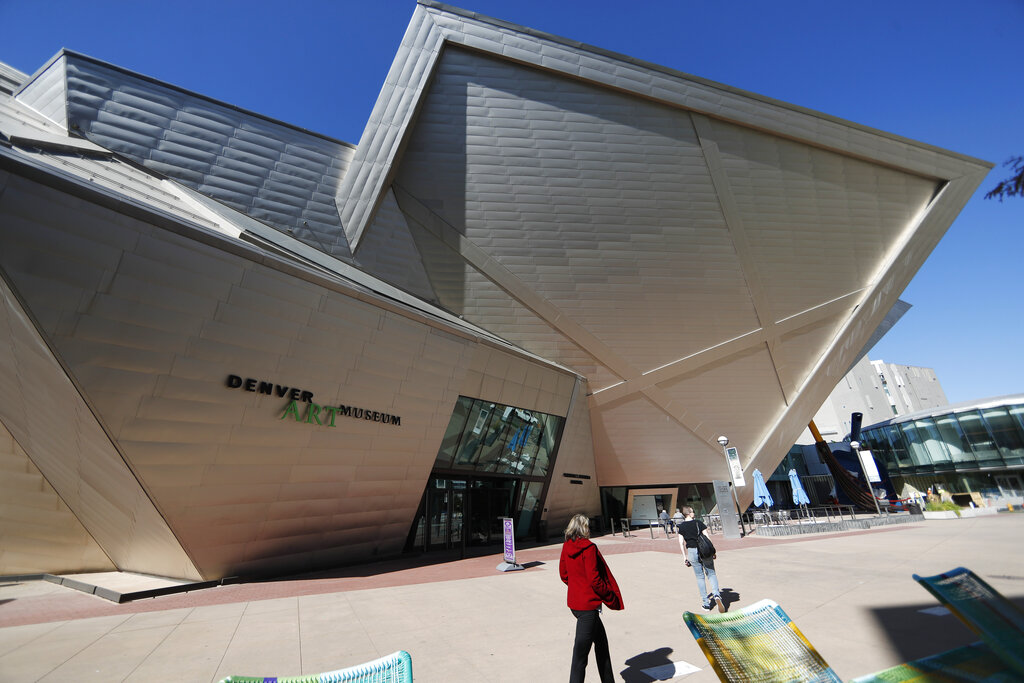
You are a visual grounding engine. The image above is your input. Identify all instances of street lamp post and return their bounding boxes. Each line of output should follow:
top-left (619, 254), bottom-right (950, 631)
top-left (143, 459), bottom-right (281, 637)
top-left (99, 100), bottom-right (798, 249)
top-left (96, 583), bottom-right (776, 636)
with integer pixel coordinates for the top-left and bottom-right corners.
top-left (718, 435), bottom-right (747, 537)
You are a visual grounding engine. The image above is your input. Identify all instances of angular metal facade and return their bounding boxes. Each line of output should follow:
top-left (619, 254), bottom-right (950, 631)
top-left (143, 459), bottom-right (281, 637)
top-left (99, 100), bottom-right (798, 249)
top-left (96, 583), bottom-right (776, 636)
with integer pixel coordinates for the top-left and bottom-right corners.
top-left (0, 1), bottom-right (988, 580)
top-left (344, 3), bottom-right (989, 490)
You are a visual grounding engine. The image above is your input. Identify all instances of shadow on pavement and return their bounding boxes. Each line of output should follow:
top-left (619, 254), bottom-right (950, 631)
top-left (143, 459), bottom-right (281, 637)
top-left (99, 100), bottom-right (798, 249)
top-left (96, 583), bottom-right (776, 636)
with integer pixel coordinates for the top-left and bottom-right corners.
top-left (620, 647), bottom-right (675, 682)
top-left (718, 587), bottom-right (740, 611)
top-left (867, 595), bottom-right (1024, 663)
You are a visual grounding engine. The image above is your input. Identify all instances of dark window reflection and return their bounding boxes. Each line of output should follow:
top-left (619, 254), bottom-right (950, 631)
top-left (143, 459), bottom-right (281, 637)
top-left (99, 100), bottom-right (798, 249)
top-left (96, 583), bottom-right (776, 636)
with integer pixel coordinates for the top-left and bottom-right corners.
top-left (439, 396), bottom-right (564, 478)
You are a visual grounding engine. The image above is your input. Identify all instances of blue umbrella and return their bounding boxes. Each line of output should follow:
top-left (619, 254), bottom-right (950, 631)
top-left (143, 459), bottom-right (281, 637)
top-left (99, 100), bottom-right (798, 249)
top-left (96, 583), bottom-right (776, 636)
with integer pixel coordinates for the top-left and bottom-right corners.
top-left (789, 469), bottom-right (810, 506)
top-left (752, 469), bottom-right (773, 510)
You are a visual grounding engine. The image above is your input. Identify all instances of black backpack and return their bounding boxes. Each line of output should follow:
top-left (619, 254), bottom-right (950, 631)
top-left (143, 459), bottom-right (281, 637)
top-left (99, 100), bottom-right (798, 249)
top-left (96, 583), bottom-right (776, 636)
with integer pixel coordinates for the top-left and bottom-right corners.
top-left (696, 533), bottom-right (716, 561)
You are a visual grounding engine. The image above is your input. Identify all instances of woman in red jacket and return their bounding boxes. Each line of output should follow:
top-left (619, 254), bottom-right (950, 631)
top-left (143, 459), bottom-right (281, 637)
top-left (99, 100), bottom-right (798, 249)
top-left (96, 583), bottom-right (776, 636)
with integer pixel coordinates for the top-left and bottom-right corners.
top-left (559, 513), bottom-right (623, 683)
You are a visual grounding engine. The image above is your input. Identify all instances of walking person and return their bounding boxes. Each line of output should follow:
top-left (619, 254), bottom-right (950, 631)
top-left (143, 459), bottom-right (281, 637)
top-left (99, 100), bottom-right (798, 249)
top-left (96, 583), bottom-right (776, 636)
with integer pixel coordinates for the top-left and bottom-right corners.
top-left (559, 513), bottom-right (623, 683)
top-left (677, 506), bottom-right (724, 612)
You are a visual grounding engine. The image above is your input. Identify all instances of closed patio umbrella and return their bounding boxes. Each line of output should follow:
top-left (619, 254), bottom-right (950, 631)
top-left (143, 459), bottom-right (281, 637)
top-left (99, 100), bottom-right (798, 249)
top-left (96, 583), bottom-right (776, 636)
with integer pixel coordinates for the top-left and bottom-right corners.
top-left (752, 469), bottom-right (773, 523)
top-left (789, 468), bottom-right (810, 517)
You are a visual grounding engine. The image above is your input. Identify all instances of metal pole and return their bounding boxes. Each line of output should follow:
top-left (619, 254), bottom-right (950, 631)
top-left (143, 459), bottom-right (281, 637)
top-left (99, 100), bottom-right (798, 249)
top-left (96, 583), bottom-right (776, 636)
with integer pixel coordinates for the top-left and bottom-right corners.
top-left (731, 482), bottom-right (747, 537)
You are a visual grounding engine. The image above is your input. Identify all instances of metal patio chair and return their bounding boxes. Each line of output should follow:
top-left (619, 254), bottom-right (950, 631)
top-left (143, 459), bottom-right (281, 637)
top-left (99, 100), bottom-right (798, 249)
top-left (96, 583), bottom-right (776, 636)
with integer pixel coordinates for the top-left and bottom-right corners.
top-left (218, 650), bottom-right (413, 683)
top-left (913, 567), bottom-right (1024, 676)
top-left (682, 598), bottom-right (840, 682)
top-left (851, 641), bottom-right (1016, 682)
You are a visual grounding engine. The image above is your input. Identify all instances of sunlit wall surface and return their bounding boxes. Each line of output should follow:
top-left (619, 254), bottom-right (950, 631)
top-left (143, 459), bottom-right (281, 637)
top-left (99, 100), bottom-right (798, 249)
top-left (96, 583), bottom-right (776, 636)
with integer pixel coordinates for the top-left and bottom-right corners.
top-left (862, 398), bottom-right (1024, 475)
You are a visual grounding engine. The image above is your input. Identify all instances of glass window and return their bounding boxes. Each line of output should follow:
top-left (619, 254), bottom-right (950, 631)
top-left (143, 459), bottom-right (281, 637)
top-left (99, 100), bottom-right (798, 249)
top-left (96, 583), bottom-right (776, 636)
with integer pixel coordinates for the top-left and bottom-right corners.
top-left (956, 411), bottom-right (1001, 462)
top-left (1010, 404), bottom-right (1024, 433)
top-left (863, 428), bottom-right (898, 470)
top-left (529, 413), bottom-right (561, 478)
top-left (515, 481), bottom-right (544, 539)
top-left (982, 407), bottom-right (1024, 465)
top-left (914, 418), bottom-right (951, 464)
top-left (496, 408), bottom-right (542, 476)
top-left (475, 406), bottom-right (518, 472)
top-left (897, 423), bottom-right (931, 468)
top-left (434, 397), bottom-right (472, 469)
top-left (789, 449), bottom-right (807, 475)
top-left (434, 395), bottom-right (565, 478)
top-left (933, 413), bottom-right (975, 464)
top-left (883, 425), bottom-right (913, 468)
top-left (454, 400), bottom-right (500, 467)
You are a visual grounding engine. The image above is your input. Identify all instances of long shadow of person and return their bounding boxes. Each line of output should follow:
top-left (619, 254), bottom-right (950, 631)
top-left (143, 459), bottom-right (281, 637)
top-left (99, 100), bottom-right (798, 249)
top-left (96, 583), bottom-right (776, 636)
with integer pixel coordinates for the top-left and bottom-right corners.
top-left (718, 587), bottom-right (740, 612)
top-left (620, 647), bottom-right (674, 682)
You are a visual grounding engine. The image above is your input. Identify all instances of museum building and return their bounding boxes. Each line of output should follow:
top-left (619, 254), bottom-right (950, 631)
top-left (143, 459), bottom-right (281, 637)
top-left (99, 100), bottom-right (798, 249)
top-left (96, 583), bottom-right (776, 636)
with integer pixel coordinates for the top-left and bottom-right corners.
top-left (0, 2), bottom-right (989, 581)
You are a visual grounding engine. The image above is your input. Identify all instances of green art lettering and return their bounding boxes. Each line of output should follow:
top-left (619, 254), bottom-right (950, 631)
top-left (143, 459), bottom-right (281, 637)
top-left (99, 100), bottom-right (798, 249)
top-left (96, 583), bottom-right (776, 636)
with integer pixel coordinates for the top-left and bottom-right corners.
top-left (281, 400), bottom-right (302, 421)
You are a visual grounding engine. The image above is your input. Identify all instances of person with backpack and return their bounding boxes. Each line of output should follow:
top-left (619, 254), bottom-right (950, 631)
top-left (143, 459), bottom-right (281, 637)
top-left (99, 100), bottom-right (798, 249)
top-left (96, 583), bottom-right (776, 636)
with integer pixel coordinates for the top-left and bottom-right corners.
top-left (677, 506), bottom-right (724, 612)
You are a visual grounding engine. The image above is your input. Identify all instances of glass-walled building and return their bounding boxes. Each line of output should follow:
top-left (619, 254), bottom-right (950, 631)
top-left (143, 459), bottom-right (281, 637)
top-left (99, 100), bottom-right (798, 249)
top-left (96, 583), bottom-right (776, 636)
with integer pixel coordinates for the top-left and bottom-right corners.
top-left (860, 395), bottom-right (1024, 502)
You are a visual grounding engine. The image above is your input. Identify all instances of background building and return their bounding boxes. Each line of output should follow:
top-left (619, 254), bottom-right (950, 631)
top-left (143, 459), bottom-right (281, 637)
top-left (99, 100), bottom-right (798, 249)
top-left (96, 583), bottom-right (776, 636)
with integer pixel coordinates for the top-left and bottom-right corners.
top-left (0, 2), bottom-right (988, 580)
top-left (860, 396), bottom-right (1024, 506)
top-left (800, 354), bottom-right (949, 444)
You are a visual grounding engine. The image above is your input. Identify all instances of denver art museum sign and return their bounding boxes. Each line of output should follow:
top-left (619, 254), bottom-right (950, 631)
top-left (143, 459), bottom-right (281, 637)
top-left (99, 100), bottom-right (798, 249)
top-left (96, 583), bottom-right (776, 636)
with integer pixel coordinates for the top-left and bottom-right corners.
top-left (226, 374), bottom-right (401, 427)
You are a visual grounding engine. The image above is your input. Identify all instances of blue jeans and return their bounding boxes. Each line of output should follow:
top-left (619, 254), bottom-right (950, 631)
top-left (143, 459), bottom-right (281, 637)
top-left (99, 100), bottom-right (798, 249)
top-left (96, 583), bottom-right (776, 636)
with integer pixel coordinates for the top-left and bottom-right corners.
top-left (686, 546), bottom-right (720, 606)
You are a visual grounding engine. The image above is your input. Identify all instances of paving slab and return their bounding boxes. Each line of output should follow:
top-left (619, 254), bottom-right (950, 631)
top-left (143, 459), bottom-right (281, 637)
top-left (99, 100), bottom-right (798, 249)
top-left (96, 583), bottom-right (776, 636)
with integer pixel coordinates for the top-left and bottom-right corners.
top-left (1, 514), bottom-right (1022, 682)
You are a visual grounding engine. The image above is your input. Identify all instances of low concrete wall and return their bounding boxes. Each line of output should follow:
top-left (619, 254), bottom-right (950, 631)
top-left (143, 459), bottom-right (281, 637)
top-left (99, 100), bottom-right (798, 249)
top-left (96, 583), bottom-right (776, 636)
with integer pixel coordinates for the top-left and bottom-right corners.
top-left (922, 510), bottom-right (959, 520)
top-left (957, 507), bottom-right (1000, 518)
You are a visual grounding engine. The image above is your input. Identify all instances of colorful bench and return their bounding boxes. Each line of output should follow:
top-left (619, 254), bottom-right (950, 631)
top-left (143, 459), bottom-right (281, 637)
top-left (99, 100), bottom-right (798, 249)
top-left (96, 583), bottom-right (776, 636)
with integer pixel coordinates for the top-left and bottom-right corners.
top-left (218, 650), bottom-right (413, 683)
top-left (683, 598), bottom-right (841, 682)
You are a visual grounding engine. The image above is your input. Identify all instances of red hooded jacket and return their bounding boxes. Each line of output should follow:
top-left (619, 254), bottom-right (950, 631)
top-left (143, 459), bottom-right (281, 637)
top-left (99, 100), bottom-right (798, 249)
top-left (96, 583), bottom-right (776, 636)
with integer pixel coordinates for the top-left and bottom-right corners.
top-left (559, 538), bottom-right (624, 611)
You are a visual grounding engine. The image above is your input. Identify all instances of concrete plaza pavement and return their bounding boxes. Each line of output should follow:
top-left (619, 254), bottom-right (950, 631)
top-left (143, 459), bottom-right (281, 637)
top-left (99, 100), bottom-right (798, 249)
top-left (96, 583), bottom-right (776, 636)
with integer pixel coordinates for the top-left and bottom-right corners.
top-left (1, 514), bottom-right (1022, 682)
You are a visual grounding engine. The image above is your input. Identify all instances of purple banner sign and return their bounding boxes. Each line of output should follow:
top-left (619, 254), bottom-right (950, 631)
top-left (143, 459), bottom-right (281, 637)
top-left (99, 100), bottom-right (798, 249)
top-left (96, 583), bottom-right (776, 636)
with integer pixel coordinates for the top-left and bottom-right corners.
top-left (503, 517), bottom-right (515, 564)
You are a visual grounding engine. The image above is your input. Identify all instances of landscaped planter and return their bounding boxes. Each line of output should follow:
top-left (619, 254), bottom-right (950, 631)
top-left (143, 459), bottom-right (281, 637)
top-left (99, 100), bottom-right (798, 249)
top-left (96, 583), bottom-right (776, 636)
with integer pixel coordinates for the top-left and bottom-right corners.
top-left (922, 510), bottom-right (959, 520)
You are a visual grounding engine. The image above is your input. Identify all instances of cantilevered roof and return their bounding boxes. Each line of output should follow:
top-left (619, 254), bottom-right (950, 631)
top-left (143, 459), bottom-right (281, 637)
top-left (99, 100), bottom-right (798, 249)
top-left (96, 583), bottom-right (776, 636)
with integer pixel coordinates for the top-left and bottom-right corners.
top-left (338, 1), bottom-right (990, 499)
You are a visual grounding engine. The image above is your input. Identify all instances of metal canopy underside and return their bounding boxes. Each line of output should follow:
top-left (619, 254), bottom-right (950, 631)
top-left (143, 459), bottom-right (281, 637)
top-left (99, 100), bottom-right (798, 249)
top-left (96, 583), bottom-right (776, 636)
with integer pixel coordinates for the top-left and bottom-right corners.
top-left (338, 1), bottom-right (990, 499)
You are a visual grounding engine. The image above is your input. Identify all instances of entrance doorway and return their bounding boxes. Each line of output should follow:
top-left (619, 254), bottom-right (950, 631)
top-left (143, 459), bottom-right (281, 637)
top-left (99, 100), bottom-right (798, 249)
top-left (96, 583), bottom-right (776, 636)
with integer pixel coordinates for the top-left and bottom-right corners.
top-left (425, 480), bottom-right (465, 551)
top-left (468, 478), bottom-right (516, 546)
top-left (409, 476), bottom-right (520, 552)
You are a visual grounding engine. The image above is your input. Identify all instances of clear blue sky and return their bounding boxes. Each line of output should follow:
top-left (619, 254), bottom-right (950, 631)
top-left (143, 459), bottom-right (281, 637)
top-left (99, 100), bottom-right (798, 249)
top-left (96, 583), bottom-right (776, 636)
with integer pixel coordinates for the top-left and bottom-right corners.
top-left (2, 0), bottom-right (1021, 404)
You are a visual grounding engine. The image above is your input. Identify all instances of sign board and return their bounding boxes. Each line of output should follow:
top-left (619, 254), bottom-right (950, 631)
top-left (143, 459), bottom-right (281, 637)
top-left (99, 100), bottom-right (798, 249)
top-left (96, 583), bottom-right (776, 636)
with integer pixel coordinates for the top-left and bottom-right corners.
top-left (858, 449), bottom-right (882, 483)
top-left (631, 495), bottom-right (659, 523)
top-left (713, 479), bottom-right (742, 539)
top-left (502, 518), bottom-right (516, 564)
top-left (725, 447), bottom-right (745, 487)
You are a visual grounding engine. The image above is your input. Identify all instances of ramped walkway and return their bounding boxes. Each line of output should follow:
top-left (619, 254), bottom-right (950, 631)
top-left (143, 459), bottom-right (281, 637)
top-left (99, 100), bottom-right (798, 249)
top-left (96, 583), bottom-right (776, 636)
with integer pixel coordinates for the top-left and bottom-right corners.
top-left (1, 514), bottom-right (1022, 682)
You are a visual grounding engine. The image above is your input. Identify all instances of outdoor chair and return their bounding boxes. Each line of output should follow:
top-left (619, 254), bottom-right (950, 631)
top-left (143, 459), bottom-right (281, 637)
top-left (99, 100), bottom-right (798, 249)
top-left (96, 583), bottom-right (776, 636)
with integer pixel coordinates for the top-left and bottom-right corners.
top-left (682, 598), bottom-right (841, 682)
top-left (913, 567), bottom-right (1024, 676)
top-left (850, 641), bottom-right (1016, 682)
top-left (218, 650), bottom-right (413, 683)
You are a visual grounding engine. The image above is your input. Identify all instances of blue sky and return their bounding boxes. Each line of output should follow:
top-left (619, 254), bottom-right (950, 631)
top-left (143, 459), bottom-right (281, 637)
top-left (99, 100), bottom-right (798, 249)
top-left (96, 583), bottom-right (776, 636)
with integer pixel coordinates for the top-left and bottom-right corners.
top-left (2, 0), bottom-right (1021, 404)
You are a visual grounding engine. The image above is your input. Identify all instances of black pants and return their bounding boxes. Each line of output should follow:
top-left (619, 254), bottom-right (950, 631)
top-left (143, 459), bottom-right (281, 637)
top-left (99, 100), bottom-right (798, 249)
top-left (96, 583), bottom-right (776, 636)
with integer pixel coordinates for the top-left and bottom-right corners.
top-left (570, 608), bottom-right (614, 682)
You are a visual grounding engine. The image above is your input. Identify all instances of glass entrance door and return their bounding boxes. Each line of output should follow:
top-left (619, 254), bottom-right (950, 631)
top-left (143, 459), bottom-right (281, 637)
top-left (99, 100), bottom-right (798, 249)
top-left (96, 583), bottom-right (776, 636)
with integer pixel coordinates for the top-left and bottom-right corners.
top-left (467, 478), bottom-right (517, 546)
top-left (425, 480), bottom-right (466, 551)
top-left (409, 475), bottom-right (536, 553)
